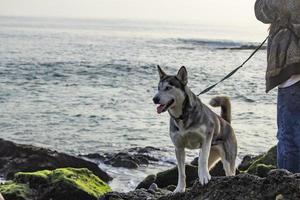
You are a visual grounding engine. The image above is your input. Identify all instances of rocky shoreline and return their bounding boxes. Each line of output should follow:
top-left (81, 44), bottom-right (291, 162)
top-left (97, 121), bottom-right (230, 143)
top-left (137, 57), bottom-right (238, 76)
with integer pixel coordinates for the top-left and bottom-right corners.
top-left (0, 138), bottom-right (112, 182)
top-left (0, 139), bottom-right (299, 200)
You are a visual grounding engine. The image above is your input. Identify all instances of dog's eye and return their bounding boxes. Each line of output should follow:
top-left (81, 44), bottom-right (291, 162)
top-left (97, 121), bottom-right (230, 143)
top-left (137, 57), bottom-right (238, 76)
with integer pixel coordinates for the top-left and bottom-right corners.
top-left (165, 86), bottom-right (172, 91)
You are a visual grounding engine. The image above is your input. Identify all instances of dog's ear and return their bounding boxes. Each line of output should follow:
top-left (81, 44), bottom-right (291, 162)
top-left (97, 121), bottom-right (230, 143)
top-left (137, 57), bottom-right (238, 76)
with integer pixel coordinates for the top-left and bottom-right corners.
top-left (157, 65), bottom-right (167, 79)
top-left (176, 66), bottom-right (188, 85)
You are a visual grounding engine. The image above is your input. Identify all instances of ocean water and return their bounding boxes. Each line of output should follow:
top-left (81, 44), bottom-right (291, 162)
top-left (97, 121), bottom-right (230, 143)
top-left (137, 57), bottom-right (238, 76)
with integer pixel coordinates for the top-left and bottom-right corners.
top-left (0, 16), bottom-right (276, 191)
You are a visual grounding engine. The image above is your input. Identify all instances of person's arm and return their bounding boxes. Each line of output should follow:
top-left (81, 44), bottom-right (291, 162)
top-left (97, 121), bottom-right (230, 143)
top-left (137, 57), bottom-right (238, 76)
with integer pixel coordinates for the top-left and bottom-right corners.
top-left (255, 0), bottom-right (282, 24)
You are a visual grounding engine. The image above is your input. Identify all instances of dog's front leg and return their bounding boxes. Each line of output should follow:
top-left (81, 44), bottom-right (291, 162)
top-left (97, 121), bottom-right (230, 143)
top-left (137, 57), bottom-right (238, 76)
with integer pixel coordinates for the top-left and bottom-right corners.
top-left (174, 147), bottom-right (186, 193)
top-left (198, 133), bottom-right (213, 185)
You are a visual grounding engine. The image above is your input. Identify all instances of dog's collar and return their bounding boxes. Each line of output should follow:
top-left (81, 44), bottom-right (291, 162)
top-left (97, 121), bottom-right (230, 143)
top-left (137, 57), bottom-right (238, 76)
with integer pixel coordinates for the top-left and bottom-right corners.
top-left (169, 93), bottom-right (190, 121)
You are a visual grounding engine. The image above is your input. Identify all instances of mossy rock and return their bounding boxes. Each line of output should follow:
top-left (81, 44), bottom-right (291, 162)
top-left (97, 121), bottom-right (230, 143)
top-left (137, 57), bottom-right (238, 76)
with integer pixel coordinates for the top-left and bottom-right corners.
top-left (247, 164), bottom-right (276, 177)
top-left (245, 146), bottom-right (277, 177)
top-left (1, 168), bottom-right (112, 200)
top-left (0, 181), bottom-right (33, 200)
top-left (15, 169), bottom-right (51, 188)
top-left (52, 168), bottom-right (112, 198)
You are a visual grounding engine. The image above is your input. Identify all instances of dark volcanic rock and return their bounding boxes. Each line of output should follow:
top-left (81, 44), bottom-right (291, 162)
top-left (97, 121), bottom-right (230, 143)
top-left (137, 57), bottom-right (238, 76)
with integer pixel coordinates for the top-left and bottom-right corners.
top-left (238, 155), bottom-right (259, 171)
top-left (81, 146), bottom-right (161, 169)
top-left (104, 169), bottom-right (300, 200)
top-left (136, 161), bottom-right (239, 190)
top-left (137, 146), bottom-right (277, 190)
top-left (100, 188), bottom-right (172, 200)
top-left (106, 153), bottom-right (140, 169)
top-left (163, 169), bottom-right (300, 200)
top-left (245, 145), bottom-right (277, 177)
top-left (136, 164), bottom-right (198, 189)
top-left (0, 139), bottom-right (112, 182)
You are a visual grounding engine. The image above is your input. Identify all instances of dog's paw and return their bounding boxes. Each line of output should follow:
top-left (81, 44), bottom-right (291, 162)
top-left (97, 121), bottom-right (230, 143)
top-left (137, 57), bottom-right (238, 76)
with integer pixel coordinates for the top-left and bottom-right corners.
top-left (173, 186), bottom-right (185, 193)
top-left (198, 170), bottom-right (211, 185)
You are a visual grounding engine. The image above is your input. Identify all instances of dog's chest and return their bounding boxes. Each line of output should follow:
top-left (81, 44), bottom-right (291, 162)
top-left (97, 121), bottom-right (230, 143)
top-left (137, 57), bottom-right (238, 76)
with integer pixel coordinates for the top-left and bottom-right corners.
top-left (170, 122), bottom-right (206, 149)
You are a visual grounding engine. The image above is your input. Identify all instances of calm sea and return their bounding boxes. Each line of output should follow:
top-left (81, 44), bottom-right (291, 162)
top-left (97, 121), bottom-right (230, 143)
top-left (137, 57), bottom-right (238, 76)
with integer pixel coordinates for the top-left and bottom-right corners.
top-left (0, 16), bottom-right (276, 191)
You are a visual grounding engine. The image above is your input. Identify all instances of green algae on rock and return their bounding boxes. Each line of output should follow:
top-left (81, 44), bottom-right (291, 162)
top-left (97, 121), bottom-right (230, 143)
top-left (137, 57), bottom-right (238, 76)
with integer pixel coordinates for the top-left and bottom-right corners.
top-left (48, 168), bottom-right (112, 198)
top-left (0, 168), bottom-right (112, 200)
top-left (245, 145), bottom-right (277, 177)
top-left (0, 181), bottom-right (32, 200)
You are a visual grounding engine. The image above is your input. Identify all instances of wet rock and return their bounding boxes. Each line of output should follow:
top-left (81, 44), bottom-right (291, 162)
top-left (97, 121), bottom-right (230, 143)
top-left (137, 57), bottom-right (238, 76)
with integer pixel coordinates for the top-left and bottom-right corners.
top-left (100, 188), bottom-right (172, 200)
top-left (238, 154), bottom-right (261, 171)
top-left (165, 185), bottom-right (176, 192)
top-left (105, 169), bottom-right (300, 200)
top-left (136, 162), bottom-right (232, 190)
top-left (0, 168), bottom-right (111, 200)
top-left (0, 181), bottom-right (31, 200)
top-left (136, 164), bottom-right (198, 189)
top-left (106, 153), bottom-right (139, 169)
top-left (82, 153), bottom-right (106, 160)
top-left (81, 146), bottom-right (160, 169)
top-left (148, 183), bottom-right (158, 192)
top-left (0, 138), bottom-right (112, 182)
top-left (137, 145), bottom-right (277, 191)
top-left (245, 145), bottom-right (277, 177)
top-left (136, 174), bottom-right (156, 190)
top-left (137, 159), bottom-right (240, 190)
top-left (169, 169), bottom-right (300, 200)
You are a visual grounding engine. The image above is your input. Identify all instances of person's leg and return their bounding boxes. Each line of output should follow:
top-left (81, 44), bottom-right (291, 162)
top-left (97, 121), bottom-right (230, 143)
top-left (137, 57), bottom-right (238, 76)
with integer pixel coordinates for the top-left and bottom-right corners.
top-left (277, 81), bottom-right (300, 173)
top-left (277, 90), bottom-right (285, 169)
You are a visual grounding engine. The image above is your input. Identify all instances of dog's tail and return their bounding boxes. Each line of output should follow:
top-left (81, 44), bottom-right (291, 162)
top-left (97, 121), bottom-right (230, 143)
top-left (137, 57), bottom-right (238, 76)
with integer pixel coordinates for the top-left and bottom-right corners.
top-left (209, 96), bottom-right (231, 124)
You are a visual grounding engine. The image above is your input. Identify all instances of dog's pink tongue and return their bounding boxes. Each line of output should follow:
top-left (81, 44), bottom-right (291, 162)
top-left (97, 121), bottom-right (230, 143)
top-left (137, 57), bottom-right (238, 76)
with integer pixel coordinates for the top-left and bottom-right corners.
top-left (157, 105), bottom-right (165, 114)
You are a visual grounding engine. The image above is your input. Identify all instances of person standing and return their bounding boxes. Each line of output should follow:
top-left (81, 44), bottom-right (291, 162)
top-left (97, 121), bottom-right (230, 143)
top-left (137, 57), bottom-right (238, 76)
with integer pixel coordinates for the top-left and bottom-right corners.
top-left (255, 0), bottom-right (300, 173)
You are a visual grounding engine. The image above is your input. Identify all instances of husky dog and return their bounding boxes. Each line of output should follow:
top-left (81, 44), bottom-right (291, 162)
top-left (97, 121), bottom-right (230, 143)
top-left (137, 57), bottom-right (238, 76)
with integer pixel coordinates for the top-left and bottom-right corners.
top-left (153, 66), bottom-right (237, 193)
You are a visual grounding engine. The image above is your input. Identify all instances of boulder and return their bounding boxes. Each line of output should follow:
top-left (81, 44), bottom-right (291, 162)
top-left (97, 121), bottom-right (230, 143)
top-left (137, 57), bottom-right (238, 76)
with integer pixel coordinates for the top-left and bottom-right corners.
top-left (103, 169), bottom-right (300, 200)
top-left (0, 168), bottom-right (112, 200)
top-left (0, 139), bottom-right (112, 182)
top-left (136, 161), bottom-right (239, 190)
top-left (245, 145), bottom-right (277, 177)
top-left (238, 155), bottom-right (262, 171)
top-left (80, 146), bottom-right (161, 169)
top-left (0, 181), bottom-right (31, 200)
top-left (136, 164), bottom-right (198, 189)
top-left (137, 145), bottom-right (277, 190)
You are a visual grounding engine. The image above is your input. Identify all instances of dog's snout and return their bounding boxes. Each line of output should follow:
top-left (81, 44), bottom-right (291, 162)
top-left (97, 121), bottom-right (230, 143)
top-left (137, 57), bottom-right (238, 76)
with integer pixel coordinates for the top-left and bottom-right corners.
top-left (153, 96), bottom-right (160, 104)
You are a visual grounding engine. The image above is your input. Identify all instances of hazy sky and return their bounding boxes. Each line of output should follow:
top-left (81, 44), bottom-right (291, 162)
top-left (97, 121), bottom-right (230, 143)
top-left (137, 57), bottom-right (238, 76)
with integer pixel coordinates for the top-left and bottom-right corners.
top-left (0, 0), bottom-right (265, 27)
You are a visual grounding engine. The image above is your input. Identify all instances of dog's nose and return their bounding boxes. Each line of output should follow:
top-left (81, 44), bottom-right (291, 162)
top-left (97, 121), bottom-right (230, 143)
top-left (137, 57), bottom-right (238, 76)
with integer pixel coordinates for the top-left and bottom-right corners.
top-left (153, 96), bottom-right (160, 104)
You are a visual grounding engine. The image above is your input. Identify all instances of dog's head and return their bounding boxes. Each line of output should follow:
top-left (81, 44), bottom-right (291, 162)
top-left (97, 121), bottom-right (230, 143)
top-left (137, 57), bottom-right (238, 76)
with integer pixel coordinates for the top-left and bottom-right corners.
top-left (153, 66), bottom-right (188, 114)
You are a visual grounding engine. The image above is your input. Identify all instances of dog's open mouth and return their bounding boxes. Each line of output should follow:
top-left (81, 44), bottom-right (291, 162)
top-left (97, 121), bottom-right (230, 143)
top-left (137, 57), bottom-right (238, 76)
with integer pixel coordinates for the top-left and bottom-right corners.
top-left (156, 99), bottom-right (175, 114)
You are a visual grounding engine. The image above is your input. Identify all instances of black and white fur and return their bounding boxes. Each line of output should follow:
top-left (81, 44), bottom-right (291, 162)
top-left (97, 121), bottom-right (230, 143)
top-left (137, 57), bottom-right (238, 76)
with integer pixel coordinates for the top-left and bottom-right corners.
top-left (153, 66), bottom-right (237, 193)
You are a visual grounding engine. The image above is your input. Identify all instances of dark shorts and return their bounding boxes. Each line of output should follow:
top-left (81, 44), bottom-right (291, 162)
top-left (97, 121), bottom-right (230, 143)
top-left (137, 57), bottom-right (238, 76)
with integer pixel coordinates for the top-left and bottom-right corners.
top-left (277, 81), bottom-right (300, 173)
